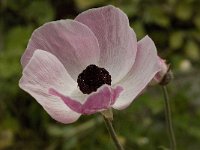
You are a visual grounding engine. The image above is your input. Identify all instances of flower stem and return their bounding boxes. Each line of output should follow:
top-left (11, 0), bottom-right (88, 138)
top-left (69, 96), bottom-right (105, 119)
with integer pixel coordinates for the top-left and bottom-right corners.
top-left (162, 86), bottom-right (176, 150)
top-left (103, 116), bottom-right (124, 150)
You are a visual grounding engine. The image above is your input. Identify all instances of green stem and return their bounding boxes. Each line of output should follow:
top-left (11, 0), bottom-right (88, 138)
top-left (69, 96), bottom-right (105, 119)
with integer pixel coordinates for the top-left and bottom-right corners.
top-left (103, 116), bottom-right (124, 150)
top-left (162, 86), bottom-right (176, 150)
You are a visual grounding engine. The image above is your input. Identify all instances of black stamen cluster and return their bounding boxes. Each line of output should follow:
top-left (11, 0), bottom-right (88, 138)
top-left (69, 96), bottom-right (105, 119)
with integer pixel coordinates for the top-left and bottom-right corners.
top-left (77, 64), bottom-right (111, 94)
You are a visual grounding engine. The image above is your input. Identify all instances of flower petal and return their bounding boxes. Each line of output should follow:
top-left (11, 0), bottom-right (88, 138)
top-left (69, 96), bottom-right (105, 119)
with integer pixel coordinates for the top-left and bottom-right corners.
top-left (21, 19), bottom-right (100, 81)
top-left (19, 50), bottom-right (81, 124)
top-left (49, 85), bottom-right (123, 115)
top-left (75, 5), bottom-right (137, 84)
top-left (113, 36), bottom-right (161, 109)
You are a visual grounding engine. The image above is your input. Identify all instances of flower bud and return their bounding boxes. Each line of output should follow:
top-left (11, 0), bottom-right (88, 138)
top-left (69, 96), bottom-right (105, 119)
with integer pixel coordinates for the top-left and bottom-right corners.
top-left (150, 57), bottom-right (173, 85)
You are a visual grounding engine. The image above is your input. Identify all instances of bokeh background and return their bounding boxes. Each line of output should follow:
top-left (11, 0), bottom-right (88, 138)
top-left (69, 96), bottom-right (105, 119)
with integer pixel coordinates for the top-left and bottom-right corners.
top-left (0, 0), bottom-right (200, 149)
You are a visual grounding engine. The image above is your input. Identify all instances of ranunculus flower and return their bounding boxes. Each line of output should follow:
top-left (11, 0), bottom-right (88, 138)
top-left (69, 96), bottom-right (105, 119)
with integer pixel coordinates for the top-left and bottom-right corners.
top-left (19, 5), bottom-right (161, 124)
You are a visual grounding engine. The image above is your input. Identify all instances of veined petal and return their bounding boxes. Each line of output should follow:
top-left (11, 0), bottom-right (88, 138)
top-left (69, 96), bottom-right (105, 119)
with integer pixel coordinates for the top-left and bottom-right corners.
top-left (75, 5), bottom-right (137, 84)
top-left (113, 36), bottom-right (161, 109)
top-left (19, 50), bottom-right (81, 124)
top-left (21, 19), bottom-right (100, 81)
top-left (49, 85), bottom-right (123, 115)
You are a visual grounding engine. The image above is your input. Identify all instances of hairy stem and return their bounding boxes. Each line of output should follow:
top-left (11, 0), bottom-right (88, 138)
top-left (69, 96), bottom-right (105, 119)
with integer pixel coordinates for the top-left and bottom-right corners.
top-left (162, 86), bottom-right (176, 150)
top-left (103, 116), bottom-right (124, 150)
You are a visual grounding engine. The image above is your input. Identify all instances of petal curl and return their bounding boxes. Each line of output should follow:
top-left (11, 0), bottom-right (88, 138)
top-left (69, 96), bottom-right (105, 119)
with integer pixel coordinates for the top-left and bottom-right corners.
top-left (19, 50), bottom-right (81, 124)
top-left (75, 5), bottom-right (137, 84)
top-left (21, 19), bottom-right (100, 81)
top-left (49, 85), bottom-right (123, 115)
top-left (113, 36), bottom-right (161, 109)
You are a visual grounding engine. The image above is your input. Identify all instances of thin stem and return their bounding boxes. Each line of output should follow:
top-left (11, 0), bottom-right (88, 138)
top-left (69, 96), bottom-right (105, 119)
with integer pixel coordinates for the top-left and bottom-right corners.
top-left (103, 116), bottom-right (124, 150)
top-left (162, 86), bottom-right (176, 150)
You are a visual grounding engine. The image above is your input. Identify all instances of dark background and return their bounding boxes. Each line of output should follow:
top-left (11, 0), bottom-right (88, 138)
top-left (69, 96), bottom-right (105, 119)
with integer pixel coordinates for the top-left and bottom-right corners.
top-left (0, 0), bottom-right (200, 149)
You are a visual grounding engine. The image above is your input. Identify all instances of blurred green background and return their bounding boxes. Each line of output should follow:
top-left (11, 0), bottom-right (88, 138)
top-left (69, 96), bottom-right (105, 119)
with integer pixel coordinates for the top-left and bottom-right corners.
top-left (0, 0), bottom-right (200, 149)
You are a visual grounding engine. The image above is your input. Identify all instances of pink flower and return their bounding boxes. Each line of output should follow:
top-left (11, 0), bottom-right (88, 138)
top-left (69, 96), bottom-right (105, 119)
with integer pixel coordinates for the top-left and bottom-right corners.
top-left (19, 5), bottom-right (161, 124)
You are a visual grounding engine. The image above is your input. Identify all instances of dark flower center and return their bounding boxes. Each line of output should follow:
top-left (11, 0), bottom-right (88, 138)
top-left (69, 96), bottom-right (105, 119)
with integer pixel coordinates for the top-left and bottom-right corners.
top-left (77, 64), bottom-right (111, 94)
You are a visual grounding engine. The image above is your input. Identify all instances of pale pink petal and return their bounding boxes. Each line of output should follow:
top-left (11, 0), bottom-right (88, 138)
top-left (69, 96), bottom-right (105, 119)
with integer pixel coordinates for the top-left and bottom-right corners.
top-left (49, 88), bottom-right (83, 114)
top-left (75, 5), bottom-right (137, 84)
top-left (21, 19), bottom-right (100, 81)
top-left (113, 36), bottom-right (161, 109)
top-left (19, 50), bottom-right (81, 124)
top-left (110, 86), bottom-right (124, 105)
top-left (49, 85), bottom-right (123, 115)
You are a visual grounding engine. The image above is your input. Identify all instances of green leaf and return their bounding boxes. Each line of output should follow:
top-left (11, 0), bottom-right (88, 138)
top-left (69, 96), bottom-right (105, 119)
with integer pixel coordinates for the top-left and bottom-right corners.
top-left (131, 21), bottom-right (146, 40)
top-left (4, 26), bottom-right (33, 52)
top-left (0, 26), bottom-right (33, 79)
top-left (169, 31), bottom-right (184, 49)
top-left (184, 40), bottom-right (199, 61)
top-left (175, 2), bottom-right (193, 21)
top-left (119, 3), bottom-right (139, 17)
top-left (194, 13), bottom-right (200, 30)
top-left (24, 1), bottom-right (54, 25)
top-left (143, 6), bottom-right (170, 27)
top-left (75, 0), bottom-right (106, 10)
